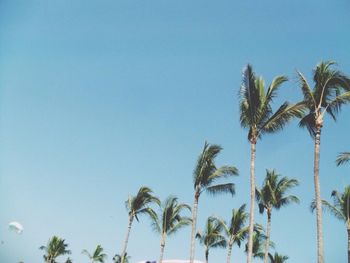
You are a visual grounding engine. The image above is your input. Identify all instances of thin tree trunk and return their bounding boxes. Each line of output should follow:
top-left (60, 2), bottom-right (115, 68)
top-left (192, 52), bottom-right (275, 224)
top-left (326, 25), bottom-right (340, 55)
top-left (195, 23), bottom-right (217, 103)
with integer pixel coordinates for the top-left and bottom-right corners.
top-left (121, 215), bottom-right (133, 263)
top-left (263, 210), bottom-right (271, 263)
top-left (159, 233), bottom-right (166, 263)
top-left (189, 188), bottom-right (200, 263)
top-left (226, 242), bottom-right (233, 263)
top-left (205, 248), bottom-right (209, 263)
top-left (246, 141), bottom-right (256, 263)
top-left (347, 225), bottom-right (350, 263)
top-left (314, 126), bottom-right (324, 263)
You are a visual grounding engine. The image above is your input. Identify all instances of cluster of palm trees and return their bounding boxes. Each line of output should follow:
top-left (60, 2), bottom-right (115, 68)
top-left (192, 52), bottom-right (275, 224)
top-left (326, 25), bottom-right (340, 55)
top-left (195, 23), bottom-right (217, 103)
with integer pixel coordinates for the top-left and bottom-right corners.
top-left (39, 61), bottom-right (350, 263)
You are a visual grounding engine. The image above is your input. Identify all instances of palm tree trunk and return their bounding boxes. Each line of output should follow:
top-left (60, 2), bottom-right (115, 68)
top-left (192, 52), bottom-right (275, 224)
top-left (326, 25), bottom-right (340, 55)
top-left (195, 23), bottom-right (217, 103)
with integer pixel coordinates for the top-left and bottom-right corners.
top-left (205, 248), bottom-right (209, 263)
top-left (159, 233), bottom-right (166, 263)
top-left (189, 188), bottom-right (200, 263)
top-left (226, 242), bottom-right (233, 263)
top-left (263, 210), bottom-right (271, 263)
top-left (121, 215), bottom-right (133, 262)
top-left (347, 225), bottom-right (350, 263)
top-left (314, 126), bottom-right (324, 263)
top-left (246, 141), bottom-right (256, 263)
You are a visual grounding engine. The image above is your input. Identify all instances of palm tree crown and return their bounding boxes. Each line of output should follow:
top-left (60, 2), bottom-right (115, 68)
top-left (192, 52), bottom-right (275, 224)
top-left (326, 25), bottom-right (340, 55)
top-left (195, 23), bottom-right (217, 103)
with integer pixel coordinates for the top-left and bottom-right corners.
top-left (268, 252), bottom-right (289, 263)
top-left (126, 186), bottom-right (160, 222)
top-left (315, 186), bottom-right (350, 225)
top-left (297, 61), bottom-right (350, 135)
top-left (152, 196), bottom-right (191, 236)
top-left (82, 245), bottom-right (107, 263)
top-left (240, 64), bottom-right (303, 143)
top-left (40, 236), bottom-right (71, 263)
top-left (193, 142), bottom-right (239, 196)
top-left (256, 170), bottom-right (299, 213)
top-left (196, 217), bottom-right (227, 263)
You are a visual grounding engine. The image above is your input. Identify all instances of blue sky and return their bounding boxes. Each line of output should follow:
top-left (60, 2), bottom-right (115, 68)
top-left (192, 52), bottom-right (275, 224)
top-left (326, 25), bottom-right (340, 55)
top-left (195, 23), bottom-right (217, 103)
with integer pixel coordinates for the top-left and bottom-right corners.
top-left (0, 0), bottom-right (350, 262)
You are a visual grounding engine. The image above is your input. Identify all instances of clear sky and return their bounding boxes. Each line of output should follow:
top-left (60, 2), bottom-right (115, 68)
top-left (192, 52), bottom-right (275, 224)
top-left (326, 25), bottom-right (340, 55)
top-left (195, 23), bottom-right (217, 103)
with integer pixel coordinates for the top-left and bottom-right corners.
top-left (0, 0), bottom-right (350, 262)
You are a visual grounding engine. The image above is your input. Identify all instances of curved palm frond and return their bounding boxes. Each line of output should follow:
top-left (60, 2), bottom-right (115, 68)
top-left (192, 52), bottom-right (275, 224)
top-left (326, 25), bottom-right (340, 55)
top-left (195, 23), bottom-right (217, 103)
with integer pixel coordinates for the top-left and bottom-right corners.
top-left (336, 152), bottom-right (350, 166)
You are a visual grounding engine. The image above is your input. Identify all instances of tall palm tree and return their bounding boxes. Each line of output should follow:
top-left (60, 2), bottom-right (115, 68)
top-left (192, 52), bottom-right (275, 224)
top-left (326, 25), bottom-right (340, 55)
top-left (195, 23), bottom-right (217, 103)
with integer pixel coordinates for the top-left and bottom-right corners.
top-left (239, 64), bottom-right (303, 263)
top-left (297, 61), bottom-right (350, 263)
top-left (82, 245), bottom-right (107, 263)
top-left (189, 142), bottom-right (238, 263)
top-left (312, 186), bottom-right (350, 263)
top-left (336, 152), bottom-right (350, 166)
top-left (39, 236), bottom-right (71, 263)
top-left (196, 217), bottom-right (227, 263)
top-left (256, 170), bottom-right (299, 263)
top-left (120, 186), bottom-right (160, 263)
top-left (268, 252), bottom-right (289, 263)
top-left (150, 196), bottom-right (191, 263)
top-left (215, 204), bottom-right (249, 263)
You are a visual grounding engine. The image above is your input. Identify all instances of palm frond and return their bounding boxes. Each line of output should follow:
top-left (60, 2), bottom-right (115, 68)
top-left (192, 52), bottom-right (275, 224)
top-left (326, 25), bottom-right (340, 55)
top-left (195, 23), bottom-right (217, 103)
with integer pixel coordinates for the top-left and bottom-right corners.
top-left (260, 102), bottom-right (304, 134)
top-left (296, 70), bottom-right (316, 107)
top-left (336, 152), bottom-right (350, 166)
top-left (206, 183), bottom-right (235, 196)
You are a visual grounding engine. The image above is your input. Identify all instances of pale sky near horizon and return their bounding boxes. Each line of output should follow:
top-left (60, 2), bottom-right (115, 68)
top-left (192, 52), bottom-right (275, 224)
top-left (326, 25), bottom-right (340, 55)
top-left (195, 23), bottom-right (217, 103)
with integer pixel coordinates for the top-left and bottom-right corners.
top-left (0, 0), bottom-right (350, 263)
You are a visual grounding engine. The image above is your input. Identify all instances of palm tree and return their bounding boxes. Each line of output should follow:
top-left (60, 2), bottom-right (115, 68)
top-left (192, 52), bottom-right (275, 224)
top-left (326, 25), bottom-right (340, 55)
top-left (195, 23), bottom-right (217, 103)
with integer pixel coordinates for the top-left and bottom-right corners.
top-left (113, 253), bottom-right (130, 263)
top-left (214, 204), bottom-right (249, 263)
top-left (150, 196), bottom-right (191, 263)
top-left (297, 61), bottom-right (350, 263)
top-left (120, 186), bottom-right (160, 263)
top-left (256, 170), bottom-right (299, 263)
top-left (239, 64), bottom-right (303, 263)
top-left (189, 142), bottom-right (238, 263)
top-left (65, 258), bottom-right (73, 263)
top-left (196, 217), bottom-right (227, 263)
top-left (82, 245), bottom-right (107, 263)
top-left (268, 252), bottom-right (289, 263)
top-left (312, 186), bottom-right (350, 263)
top-left (39, 236), bottom-right (71, 263)
top-left (336, 152), bottom-right (350, 166)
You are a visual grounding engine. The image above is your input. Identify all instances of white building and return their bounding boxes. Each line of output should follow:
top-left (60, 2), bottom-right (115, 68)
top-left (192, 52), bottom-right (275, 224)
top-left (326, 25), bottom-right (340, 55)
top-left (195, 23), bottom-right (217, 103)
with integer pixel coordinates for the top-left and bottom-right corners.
top-left (137, 260), bottom-right (205, 263)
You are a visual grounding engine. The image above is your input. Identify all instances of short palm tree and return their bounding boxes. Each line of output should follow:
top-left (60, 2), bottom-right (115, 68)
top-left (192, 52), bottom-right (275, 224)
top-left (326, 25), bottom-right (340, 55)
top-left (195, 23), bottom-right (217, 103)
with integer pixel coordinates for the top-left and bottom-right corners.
top-left (120, 186), bottom-right (160, 263)
top-left (65, 258), bottom-right (73, 263)
top-left (39, 236), bottom-right (71, 263)
top-left (239, 64), bottom-right (303, 263)
top-left (196, 217), bottom-right (227, 263)
top-left (214, 204), bottom-right (249, 263)
top-left (189, 142), bottom-right (238, 263)
top-left (336, 152), bottom-right (350, 166)
top-left (312, 186), bottom-right (350, 263)
top-left (268, 252), bottom-right (289, 263)
top-left (297, 61), bottom-right (350, 263)
top-left (151, 196), bottom-right (191, 263)
top-left (256, 170), bottom-right (299, 263)
top-left (82, 245), bottom-right (107, 263)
